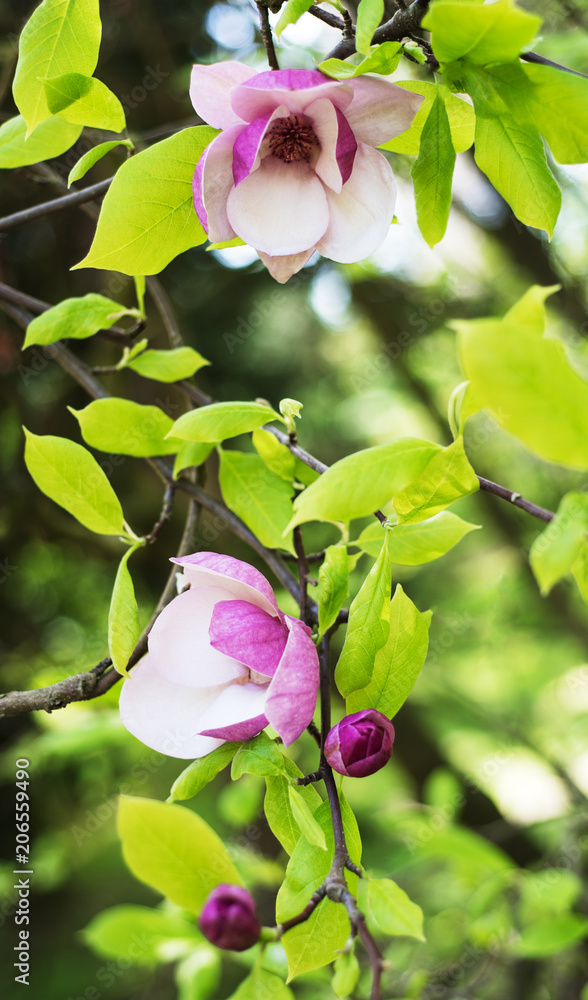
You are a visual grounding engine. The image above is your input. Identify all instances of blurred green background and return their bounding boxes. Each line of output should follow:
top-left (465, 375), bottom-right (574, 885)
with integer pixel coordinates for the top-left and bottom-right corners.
top-left (1, 1), bottom-right (588, 998)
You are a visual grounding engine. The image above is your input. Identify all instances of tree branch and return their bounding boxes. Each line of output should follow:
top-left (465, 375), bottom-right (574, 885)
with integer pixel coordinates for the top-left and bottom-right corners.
top-left (277, 886), bottom-right (327, 934)
top-left (266, 425), bottom-right (557, 526)
top-left (293, 525), bottom-right (311, 624)
top-left (324, 0), bottom-right (432, 62)
top-left (256, 1), bottom-right (280, 70)
top-left (307, 5), bottom-right (348, 31)
top-left (0, 281), bottom-right (141, 345)
top-left (0, 177), bottom-right (113, 233)
top-left (477, 477), bottom-right (554, 523)
top-left (521, 50), bottom-right (588, 80)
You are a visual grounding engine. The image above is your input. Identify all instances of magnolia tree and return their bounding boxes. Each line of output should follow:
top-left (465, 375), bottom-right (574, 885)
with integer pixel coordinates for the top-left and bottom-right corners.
top-left (2, 0), bottom-right (588, 998)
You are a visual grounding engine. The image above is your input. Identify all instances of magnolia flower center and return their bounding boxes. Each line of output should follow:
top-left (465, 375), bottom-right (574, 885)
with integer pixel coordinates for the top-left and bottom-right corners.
top-left (268, 115), bottom-right (318, 163)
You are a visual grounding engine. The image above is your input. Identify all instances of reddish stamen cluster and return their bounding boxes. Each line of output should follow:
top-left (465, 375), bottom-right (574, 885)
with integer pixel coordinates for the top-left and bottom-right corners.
top-left (268, 115), bottom-right (318, 163)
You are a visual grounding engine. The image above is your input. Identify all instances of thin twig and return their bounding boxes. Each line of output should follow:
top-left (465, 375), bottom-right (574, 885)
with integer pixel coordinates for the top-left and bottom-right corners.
top-left (1, 478), bottom-right (206, 716)
top-left (277, 886), bottom-right (327, 933)
top-left (477, 477), bottom-right (554, 523)
top-left (0, 281), bottom-right (141, 345)
top-left (0, 177), bottom-right (113, 233)
top-left (521, 50), bottom-right (588, 80)
top-left (293, 525), bottom-right (311, 624)
top-left (256, 1), bottom-right (280, 70)
top-left (307, 5), bottom-right (348, 31)
top-left (265, 425), bottom-right (557, 527)
top-left (145, 484), bottom-right (176, 543)
top-left (146, 277), bottom-right (184, 349)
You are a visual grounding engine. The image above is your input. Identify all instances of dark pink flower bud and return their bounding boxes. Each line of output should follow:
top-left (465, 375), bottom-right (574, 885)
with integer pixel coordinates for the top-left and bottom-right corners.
top-left (198, 884), bottom-right (261, 951)
top-left (324, 709), bottom-right (395, 777)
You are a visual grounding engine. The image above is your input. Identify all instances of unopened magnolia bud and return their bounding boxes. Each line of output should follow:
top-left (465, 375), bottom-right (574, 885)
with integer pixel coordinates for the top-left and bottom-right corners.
top-left (198, 884), bottom-right (261, 951)
top-left (324, 709), bottom-right (395, 777)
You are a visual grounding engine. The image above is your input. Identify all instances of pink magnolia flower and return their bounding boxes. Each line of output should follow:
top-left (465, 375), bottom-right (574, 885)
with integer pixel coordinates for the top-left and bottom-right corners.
top-left (119, 552), bottom-right (319, 759)
top-left (190, 63), bottom-right (422, 282)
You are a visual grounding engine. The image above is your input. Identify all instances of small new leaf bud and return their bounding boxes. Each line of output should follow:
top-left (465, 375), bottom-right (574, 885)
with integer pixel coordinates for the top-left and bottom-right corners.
top-left (198, 884), bottom-right (261, 951)
top-left (324, 709), bottom-right (395, 778)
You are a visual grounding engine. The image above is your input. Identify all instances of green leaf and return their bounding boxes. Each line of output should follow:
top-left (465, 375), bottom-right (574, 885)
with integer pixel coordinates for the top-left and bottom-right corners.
top-left (320, 42), bottom-right (402, 80)
top-left (518, 869), bottom-right (582, 926)
top-left (171, 401), bottom-right (280, 443)
top-left (294, 458), bottom-right (320, 487)
top-left (289, 438), bottom-right (440, 529)
top-left (275, 0), bottom-right (314, 37)
top-left (347, 584), bottom-right (431, 718)
top-left (13, 0), bottom-right (102, 133)
top-left (82, 905), bottom-right (200, 964)
top-left (169, 743), bottom-right (242, 802)
top-left (287, 786), bottom-right (327, 850)
top-left (512, 915), bottom-right (588, 958)
top-left (173, 441), bottom-right (215, 479)
top-left (70, 398), bottom-right (183, 457)
top-left (43, 72), bottom-right (125, 131)
top-left (218, 450), bottom-right (295, 554)
top-left (447, 379), bottom-right (481, 437)
top-left (411, 90), bottom-right (456, 248)
top-left (487, 61), bottom-right (588, 165)
top-left (364, 878), bottom-right (425, 940)
top-left (472, 108), bottom-right (560, 238)
top-left (252, 428), bottom-right (296, 482)
top-left (0, 114), bottom-right (81, 169)
top-left (127, 347), bottom-right (210, 382)
top-left (23, 293), bottom-right (139, 349)
top-left (67, 139), bottom-right (133, 186)
top-left (335, 532), bottom-right (392, 698)
top-left (332, 951), bottom-right (361, 998)
top-left (175, 948), bottom-right (221, 1000)
top-left (455, 286), bottom-right (588, 469)
top-left (117, 796), bottom-right (242, 912)
top-left (354, 511), bottom-right (479, 565)
top-left (231, 732), bottom-right (288, 779)
top-left (392, 437), bottom-right (479, 524)
top-left (108, 544), bottom-right (141, 677)
top-left (227, 969), bottom-right (294, 1000)
top-left (74, 127), bottom-right (218, 275)
top-left (356, 0), bottom-right (384, 56)
top-left (422, 0), bottom-right (540, 67)
top-left (381, 82), bottom-right (474, 155)
top-left (264, 759), bottom-right (322, 856)
top-left (318, 544), bottom-right (349, 638)
top-left (503, 282), bottom-right (560, 333)
top-left (529, 493), bottom-right (588, 595)
top-left (571, 545), bottom-right (588, 605)
top-left (276, 796), bottom-right (361, 979)
top-left (23, 428), bottom-right (125, 535)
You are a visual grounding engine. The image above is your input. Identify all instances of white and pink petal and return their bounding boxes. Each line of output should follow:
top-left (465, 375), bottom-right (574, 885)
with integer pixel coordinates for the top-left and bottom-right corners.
top-left (209, 600), bottom-right (288, 677)
top-left (317, 143), bottom-right (396, 263)
top-left (306, 98), bottom-right (357, 194)
top-left (190, 61), bottom-right (256, 129)
top-left (344, 76), bottom-right (423, 147)
top-left (174, 552), bottom-right (280, 616)
top-left (194, 125), bottom-right (243, 243)
top-left (232, 104), bottom-right (288, 185)
top-left (257, 249), bottom-right (316, 283)
top-left (231, 69), bottom-right (353, 122)
top-left (197, 682), bottom-right (269, 741)
top-left (119, 655), bottom-right (226, 759)
top-left (264, 616), bottom-right (319, 746)
top-left (227, 156), bottom-right (329, 256)
top-left (148, 586), bottom-right (248, 689)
